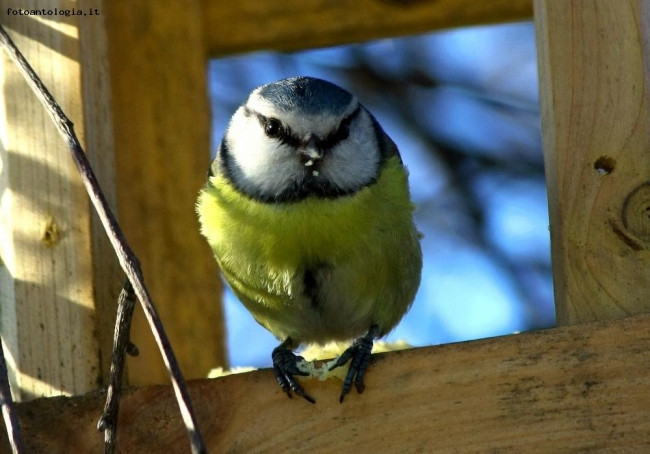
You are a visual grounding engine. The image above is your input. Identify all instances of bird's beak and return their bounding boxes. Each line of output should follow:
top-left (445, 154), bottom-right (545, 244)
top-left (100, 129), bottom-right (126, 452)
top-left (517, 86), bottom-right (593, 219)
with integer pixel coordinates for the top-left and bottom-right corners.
top-left (299, 134), bottom-right (323, 166)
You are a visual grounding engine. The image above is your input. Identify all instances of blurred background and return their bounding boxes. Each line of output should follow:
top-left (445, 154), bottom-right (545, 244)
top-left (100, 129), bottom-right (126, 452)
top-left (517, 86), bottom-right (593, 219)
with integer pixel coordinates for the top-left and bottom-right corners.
top-left (208, 21), bottom-right (554, 368)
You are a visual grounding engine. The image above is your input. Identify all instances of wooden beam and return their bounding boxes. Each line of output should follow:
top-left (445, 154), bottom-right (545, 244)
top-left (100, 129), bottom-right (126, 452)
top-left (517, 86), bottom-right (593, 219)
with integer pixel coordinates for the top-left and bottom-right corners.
top-left (535, 0), bottom-right (650, 325)
top-left (203, 0), bottom-right (534, 56)
top-left (104, 1), bottom-right (227, 385)
top-left (0, 0), bottom-right (119, 400)
top-left (4, 313), bottom-right (650, 452)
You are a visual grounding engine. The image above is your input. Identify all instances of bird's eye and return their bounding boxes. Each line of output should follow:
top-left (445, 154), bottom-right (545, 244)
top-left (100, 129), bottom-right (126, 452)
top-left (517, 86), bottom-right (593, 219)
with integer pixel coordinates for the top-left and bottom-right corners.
top-left (264, 119), bottom-right (283, 137)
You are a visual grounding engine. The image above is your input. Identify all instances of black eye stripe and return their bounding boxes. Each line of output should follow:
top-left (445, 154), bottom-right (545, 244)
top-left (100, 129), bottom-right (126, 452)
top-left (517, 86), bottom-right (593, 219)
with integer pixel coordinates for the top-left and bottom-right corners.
top-left (280, 132), bottom-right (301, 148)
top-left (245, 105), bottom-right (361, 150)
top-left (321, 106), bottom-right (362, 150)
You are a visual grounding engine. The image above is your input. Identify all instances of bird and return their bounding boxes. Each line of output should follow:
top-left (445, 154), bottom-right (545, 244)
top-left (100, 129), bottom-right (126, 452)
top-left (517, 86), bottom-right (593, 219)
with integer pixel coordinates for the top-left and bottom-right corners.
top-left (196, 76), bottom-right (422, 403)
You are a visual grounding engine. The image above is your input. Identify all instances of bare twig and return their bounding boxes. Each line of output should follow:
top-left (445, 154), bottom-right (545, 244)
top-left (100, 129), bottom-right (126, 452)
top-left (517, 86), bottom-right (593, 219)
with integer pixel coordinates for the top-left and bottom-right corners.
top-left (0, 340), bottom-right (23, 454)
top-left (97, 279), bottom-right (139, 454)
top-left (0, 24), bottom-right (206, 454)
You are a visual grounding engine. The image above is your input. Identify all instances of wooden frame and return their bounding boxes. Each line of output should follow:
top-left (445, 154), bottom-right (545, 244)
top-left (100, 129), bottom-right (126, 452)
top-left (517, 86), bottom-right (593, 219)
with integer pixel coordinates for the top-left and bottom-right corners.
top-left (2, 0), bottom-right (650, 451)
top-left (4, 313), bottom-right (650, 451)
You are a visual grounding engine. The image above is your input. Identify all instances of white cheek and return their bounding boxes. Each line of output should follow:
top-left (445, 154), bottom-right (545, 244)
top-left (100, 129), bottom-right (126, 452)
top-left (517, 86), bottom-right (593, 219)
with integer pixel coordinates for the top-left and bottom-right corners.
top-left (322, 112), bottom-right (381, 190)
top-left (226, 112), bottom-right (303, 195)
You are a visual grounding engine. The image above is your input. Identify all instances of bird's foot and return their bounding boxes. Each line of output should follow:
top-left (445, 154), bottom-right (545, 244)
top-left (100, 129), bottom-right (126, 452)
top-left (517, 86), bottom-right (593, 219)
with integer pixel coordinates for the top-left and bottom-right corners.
top-left (272, 339), bottom-right (315, 404)
top-left (329, 324), bottom-right (379, 403)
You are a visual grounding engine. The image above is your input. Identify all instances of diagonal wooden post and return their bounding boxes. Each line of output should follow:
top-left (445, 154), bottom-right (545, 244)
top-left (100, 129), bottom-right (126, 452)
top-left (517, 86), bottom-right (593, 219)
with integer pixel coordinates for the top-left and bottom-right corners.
top-left (535, 0), bottom-right (650, 325)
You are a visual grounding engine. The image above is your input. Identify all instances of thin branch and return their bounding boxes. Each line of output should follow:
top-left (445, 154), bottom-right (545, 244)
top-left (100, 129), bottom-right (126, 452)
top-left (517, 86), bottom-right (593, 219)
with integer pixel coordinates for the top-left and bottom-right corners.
top-left (97, 279), bottom-right (139, 454)
top-left (0, 340), bottom-right (23, 454)
top-left (0, 24), bottom-right (206, 454)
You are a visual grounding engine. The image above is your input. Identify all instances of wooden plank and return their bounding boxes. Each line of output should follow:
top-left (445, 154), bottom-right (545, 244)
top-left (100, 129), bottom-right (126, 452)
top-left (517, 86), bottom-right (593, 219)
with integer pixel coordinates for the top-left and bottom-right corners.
top-left (0, 1), bottom-right (117, 400)
top-left (203, 0), bottom-right (534, 56)
top-left (77, 0), bottom-right (124, 395)
top-left (4, 313), bottom-right (650, 452)
top-left (104, 1), bottom-right (227, 386)
top-left (535, 0), bottom-right (650, 325)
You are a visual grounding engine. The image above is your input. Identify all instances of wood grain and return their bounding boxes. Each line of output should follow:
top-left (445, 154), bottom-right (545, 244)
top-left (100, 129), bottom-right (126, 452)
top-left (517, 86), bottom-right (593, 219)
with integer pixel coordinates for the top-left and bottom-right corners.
top-left (535, 0), bottom-right (650, 325)
top-left (0, 0), bottom-right (115, 400)
top-left (3, 313), bottom-right (650, 453)
top-left (104, 0), bottom-right (227, 385)
top-left (204, 0), bottom-right (534, 56)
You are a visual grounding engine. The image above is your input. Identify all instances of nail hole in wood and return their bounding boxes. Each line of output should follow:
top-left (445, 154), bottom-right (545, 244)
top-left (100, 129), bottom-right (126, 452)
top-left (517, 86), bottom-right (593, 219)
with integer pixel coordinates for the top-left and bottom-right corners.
top-left (594, 156), bottom-right (616, 175)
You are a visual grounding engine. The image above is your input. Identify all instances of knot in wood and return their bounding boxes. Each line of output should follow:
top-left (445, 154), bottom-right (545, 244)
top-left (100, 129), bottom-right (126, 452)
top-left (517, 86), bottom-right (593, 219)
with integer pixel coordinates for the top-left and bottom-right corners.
top-left (622, 182), bottom-right (650, 243)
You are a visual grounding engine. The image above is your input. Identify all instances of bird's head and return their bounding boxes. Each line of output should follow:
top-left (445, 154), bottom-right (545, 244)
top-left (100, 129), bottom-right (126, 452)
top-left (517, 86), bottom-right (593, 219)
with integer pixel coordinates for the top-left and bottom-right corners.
top-left (218, 77), bottom-right (390, 203)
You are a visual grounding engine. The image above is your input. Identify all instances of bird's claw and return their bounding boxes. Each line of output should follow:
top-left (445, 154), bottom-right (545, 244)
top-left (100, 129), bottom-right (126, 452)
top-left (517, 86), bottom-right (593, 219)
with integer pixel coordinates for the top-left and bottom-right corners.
top-left (272, 341), bottom-right (315, 404)
top-left (329, 325), bottom-right (379, 402)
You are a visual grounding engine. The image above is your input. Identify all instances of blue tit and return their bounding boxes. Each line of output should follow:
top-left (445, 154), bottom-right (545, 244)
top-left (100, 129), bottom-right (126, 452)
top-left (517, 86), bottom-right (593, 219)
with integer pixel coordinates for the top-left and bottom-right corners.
top-left (197, 76), bottom-right (422, 403)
